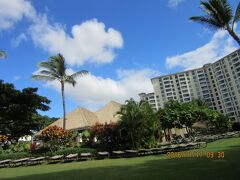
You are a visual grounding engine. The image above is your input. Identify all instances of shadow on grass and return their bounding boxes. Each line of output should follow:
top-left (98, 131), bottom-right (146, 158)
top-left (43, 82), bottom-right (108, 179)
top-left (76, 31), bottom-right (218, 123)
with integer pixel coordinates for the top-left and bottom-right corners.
top-left (1, 146), bottom-right (240, 180)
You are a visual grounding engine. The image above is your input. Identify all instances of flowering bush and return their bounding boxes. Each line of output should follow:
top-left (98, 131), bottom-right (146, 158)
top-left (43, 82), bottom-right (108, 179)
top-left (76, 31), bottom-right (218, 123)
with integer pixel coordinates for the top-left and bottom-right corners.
top-left (91, 122), bottom-right (120, 150)
top-left (39, 126), bottom-right (73, 150)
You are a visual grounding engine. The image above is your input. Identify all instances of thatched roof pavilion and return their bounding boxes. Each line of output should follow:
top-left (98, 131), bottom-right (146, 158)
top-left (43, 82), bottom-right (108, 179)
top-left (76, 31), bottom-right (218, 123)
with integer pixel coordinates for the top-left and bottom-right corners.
top-left (37, 101), bottom-right (122, 134)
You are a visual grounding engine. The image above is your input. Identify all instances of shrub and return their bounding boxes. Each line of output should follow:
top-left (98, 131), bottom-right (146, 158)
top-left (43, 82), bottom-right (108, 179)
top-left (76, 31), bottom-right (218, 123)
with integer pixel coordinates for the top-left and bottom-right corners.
top-left (90, 122), bottom-right (120, 151)
top-left (39, 125), bottom-right (74, 151)
top-left (0, 152), bottom-right (32, 160)
top-left (9, 142), bottom-right (30, 152)
top-left (45, 147), bottom-right (97, 156)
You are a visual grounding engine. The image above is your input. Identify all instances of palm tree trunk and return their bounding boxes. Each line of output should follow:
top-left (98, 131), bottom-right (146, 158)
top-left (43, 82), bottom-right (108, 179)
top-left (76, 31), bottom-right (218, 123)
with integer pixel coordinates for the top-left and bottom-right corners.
top-left (168, 128), bottom-right (171, 141)
top-left (61, 81), bottom-right (66, 130)
top-left (163, 129), bottom-right (167, 142)
top-left (227, 27), bottom-right (240, 46)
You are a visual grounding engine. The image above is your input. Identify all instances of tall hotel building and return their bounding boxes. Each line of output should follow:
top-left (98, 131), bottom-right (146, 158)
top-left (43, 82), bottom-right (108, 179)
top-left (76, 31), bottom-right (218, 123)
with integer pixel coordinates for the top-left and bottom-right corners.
top-left (139, 92), bottom-right (158, 110)
top-left (150, 49), bottom-right (240, 121)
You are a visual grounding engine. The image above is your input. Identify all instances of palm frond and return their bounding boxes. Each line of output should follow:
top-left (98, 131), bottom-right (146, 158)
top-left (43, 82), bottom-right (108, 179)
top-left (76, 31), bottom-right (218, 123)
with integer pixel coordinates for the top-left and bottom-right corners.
top-left (201, 1), bottom-right (220, 20)
top-left (39, 61), bottom-right (53, 69)
top-left (0, 50), bottom-right (7, 59)
top-left (65, 76), bottom-right (77, 86)
top-left (190, 16), bottom-right (223, 29)
top-left (50, 53), bottom-right (66, 77)
top-left (211, 0), bottom-right (233, 24)
top-left (190, 0), bottom-right (233, 29)
top-left (233, 2), bottom-right (240, 30)
top-left (38, 70), bottom-right (61, 80)
top-left (70, 70), bottom-right (89, 79)
top-left (32, 75), bottom-right (56, 81)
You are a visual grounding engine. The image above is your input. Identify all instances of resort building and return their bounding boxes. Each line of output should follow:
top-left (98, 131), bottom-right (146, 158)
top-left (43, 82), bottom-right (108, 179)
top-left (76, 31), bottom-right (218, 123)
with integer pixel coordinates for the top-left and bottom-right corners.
top-left (38, 101), bottom-right (122, 133)
top-left (139, 92), bottom-right (158, 110)
top-left (151, 49), bottom-right (240, 121)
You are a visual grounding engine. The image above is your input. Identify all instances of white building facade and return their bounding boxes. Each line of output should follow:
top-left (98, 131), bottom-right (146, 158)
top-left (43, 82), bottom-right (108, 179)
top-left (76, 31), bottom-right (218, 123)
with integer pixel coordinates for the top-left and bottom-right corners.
top-left (139, 92), bottom-right (158, 110)
top-left (151, 49), bottom-right (240, 121)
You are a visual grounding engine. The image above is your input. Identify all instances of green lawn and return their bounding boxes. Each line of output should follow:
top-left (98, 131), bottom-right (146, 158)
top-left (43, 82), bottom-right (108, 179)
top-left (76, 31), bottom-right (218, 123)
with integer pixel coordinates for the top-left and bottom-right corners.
top-left (0, 137), bottom-right (240, 180)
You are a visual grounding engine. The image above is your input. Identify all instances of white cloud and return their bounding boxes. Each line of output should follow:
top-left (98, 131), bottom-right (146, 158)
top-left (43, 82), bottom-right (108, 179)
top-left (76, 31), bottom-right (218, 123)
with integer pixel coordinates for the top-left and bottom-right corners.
top-left (0, 0), bottom-right (36, 30)
top-left (12, 33), bottom-right (27, 46)
top-left (39, 68), bottom-right (157, 110)
top-left (29, 17), bottom-right (123, 66)
top-left (13, 75), bottom-right (21, 81)
top-left (165, 30), bottom-right (238, 70)
top-left (168, 0), bottom-right (185, 8)
top-left (0, 1), bottom-right (123, 66)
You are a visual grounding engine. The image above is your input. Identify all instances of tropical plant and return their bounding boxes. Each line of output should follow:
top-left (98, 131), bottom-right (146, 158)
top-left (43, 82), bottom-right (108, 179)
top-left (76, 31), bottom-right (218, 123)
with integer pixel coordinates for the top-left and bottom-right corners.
top-left (139, 101), bottom-right (160, 147)
top-left (190, 0), bottom-right (240, 45)
top-left (117, 99), bottom-right (143, 148)
top-left (117, 99), bottom-right (160, 149)
top-left (32, 53), bottom-right (88, 130)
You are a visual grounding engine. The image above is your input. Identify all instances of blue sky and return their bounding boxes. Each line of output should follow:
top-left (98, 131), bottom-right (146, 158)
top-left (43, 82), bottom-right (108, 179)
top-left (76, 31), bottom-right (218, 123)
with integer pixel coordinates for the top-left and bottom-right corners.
top-left (0, 0), bottom-right (239, 117)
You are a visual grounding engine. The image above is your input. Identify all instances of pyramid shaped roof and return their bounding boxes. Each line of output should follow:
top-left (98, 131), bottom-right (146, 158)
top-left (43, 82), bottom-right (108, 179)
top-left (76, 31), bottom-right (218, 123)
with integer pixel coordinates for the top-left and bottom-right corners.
top-left (95, 101), bottom-right (121, 124)
top-left (50, 107), bottom-right (99, 130)
top-left (38, 101), bottom-right (122, 134)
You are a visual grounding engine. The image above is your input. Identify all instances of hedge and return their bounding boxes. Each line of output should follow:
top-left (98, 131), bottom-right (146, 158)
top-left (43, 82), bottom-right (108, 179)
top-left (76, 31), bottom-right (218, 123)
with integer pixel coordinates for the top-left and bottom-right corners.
top-left (0, 152), bottom-right (32, 160)
top-left (0, 147), bottom-right (97, 160)
top-left (46, 147), bottom-right (97, 156)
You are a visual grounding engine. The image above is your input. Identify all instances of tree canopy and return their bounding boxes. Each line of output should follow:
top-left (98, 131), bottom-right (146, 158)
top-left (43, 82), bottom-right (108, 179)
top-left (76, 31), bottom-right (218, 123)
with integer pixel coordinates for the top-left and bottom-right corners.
top-left (0, 80), bottom-right (50, 140)
top-left (157, 99), bottom-right (231, 135)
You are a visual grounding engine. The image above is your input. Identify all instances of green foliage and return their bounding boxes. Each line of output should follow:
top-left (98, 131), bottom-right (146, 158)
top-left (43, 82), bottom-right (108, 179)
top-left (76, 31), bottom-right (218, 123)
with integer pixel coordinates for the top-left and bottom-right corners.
top-left (32, 54), bottom-right (88, 85)
top-left (45, 147), bottom-right (96, 156)
top-left (0, 152), bottom-right (31, 160)
top-left (190, 0), bottom-right (240, 45)
top-left (35, 115), bottom-right (59, 130)
top-left (158, 99), bottom-right (231, 134)
top-left (81, 130), bottom-right (91, 138)
top-left (117, 99), bottom-right (160, 149)
top-left (9, 142), bottom-right (30, 153)
top-left (32, 54), bottom-right (89, 130)
top-left (0, 80), bottom-right (50, 140)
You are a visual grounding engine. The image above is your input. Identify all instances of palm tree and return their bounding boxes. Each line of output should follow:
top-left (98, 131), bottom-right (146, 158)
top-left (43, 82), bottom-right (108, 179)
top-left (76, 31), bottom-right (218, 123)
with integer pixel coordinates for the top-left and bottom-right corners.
top-left (0, 50), bottom-right (7, 59)
top-left (190, 0), bottom-right (240, 45)
top-left (32, 53), bottom-right (88, 130)
top-left (117, 99), bottom-right (143, 148)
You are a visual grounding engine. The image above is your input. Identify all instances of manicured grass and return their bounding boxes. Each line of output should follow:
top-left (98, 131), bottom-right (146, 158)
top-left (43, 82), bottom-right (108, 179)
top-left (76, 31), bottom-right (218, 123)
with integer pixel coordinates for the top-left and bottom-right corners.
top-left (0, 137), bottom-right (240, 180)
